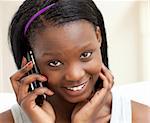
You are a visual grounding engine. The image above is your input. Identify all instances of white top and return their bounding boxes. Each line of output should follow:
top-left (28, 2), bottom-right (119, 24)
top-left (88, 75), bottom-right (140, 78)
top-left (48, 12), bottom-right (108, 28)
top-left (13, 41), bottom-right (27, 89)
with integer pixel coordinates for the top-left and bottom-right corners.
top-left (11, 104), bottom-right (32, 123)
top-left (110, 87), bottom-right (132, 123)
top-left (10, 88), bottom-right (132, 123)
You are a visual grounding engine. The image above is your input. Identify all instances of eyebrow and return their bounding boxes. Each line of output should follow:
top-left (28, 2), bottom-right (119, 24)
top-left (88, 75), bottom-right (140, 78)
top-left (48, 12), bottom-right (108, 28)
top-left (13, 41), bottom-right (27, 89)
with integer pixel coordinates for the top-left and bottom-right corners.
top-left (42, 51), bottom-right (63, 56)
top-left (42, 42), bottom-right (94, 57)
top-left (79, 42), bottom-right (94, 51)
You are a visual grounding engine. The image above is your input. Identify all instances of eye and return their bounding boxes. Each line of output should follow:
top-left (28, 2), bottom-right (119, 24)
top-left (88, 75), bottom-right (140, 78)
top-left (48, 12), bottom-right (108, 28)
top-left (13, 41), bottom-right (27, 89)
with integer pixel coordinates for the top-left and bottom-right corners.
top-left (80, 51), bottom-right (93, 59)
top-left (48, 60), bottom-right (62, 67)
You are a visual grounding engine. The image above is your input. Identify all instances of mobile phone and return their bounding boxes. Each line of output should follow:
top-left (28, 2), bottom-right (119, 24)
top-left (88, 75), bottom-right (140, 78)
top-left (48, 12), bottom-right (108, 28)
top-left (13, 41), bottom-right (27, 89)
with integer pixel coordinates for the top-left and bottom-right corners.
top-left (26, 50), bottom-right (46, 106)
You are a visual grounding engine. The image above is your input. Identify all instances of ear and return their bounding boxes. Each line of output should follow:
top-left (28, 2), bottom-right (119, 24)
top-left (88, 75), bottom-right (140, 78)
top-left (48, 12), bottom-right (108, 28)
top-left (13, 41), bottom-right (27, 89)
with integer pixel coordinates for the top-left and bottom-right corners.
top-left (95, 26), bottom-right (102, 45)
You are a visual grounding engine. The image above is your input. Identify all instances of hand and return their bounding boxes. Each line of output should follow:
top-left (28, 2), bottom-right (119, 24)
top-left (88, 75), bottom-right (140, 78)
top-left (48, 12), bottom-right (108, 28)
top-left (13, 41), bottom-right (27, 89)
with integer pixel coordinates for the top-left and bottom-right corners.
top-left (71, 63), bottom-right (114, 123)
top-left (10, 57), bottom-right (55, 123)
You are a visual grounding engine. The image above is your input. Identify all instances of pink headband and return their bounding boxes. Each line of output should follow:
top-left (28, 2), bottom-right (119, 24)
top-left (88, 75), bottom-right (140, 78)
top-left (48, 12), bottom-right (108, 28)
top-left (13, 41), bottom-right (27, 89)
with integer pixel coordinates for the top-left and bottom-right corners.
top-left (24, 3), bottom-right (56, 36)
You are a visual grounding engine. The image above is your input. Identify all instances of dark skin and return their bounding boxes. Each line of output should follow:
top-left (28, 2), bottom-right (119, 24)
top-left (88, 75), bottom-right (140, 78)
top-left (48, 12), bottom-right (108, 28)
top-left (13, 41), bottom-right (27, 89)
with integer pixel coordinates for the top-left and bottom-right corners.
top-left (0, 20), bottom-right (150, 123)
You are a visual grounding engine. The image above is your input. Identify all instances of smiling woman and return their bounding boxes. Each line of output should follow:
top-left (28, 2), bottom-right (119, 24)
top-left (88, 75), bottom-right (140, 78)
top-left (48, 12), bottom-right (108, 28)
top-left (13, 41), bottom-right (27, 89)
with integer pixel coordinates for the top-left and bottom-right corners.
top-left (0, 0), bottom-right (150, 123)
top-left (32, 21), bottom-right (102, 103)
top-left (8, 0), bottom-right (108, 110)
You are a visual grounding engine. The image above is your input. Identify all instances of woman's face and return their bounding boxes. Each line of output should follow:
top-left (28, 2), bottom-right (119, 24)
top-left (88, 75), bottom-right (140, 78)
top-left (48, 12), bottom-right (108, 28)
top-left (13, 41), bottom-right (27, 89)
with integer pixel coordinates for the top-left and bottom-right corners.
top-left (32, 20), bottom-right (102, 103)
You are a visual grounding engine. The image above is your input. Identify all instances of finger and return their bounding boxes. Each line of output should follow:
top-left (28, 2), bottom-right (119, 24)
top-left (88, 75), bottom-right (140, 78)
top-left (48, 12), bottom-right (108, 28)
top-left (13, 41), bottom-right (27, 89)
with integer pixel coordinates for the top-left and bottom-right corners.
top-left (10, 61), bottom-right (33, 97)
top-left (101, 64), bottom-right (114, 88)
top-left (96, 114), bottom-right (111, 123)
top-left (10, 78), bottom-right (19, 97)
top-left (101, 63), bottom-right (114, 82)
top-left (10, 61), bottom-right (33, 82)
top-left (18, 75), bottom-right (47, 101)
top-left (99, 72), bottom-right (110, 90)
top-left (83, 88), bottom-right (109, 114)
top-left (84, 72), bottom-right (111, 112)
top-left (20, 87), bottom-right (54, 107)
top-left (20, 74), bottom-right (47, 85)
top-left (21, 56), bottom-right (27, 68)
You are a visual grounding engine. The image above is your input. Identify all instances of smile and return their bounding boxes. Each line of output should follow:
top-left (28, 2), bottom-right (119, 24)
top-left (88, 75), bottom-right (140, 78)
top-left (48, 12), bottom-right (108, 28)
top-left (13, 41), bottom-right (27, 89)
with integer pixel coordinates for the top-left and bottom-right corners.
top-left (62, 77), bottom-right (92, 96)
top-left (66, 83), bottom-right (86, 91)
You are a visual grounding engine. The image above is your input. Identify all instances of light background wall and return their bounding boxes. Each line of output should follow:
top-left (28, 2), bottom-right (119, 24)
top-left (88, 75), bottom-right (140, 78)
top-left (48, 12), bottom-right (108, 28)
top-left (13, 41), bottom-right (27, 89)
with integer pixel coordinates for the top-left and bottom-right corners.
top-left (0, 0), bottom-right (149, 92)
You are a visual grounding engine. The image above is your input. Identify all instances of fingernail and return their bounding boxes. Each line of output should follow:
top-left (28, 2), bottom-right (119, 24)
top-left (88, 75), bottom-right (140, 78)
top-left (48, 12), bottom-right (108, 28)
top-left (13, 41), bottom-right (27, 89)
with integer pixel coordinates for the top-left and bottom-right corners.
top-left (48, 90), bottom-right (54, 95)
top-left (41, 75), bottom-right (47, 80)
top-left (23, 61), bottom-right (32, 69)
top-left (42, 76), bottom-right (47, 81)
top-left (26, 61), bottom-right (32, 66)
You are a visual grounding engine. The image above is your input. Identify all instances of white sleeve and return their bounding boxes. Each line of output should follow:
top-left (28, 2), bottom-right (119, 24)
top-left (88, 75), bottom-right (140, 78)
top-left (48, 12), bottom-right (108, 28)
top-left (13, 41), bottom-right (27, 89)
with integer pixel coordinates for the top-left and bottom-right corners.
top-left (11, 104), bottom-right (32, 123)
top-left (110, 87), bottom-right (132, 123)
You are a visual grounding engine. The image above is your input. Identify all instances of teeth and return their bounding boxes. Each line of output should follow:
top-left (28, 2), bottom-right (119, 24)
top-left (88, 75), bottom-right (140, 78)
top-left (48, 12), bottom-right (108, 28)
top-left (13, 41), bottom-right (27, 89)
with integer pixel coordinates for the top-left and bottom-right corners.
top-left (66, 84), bottom-right (85, 91)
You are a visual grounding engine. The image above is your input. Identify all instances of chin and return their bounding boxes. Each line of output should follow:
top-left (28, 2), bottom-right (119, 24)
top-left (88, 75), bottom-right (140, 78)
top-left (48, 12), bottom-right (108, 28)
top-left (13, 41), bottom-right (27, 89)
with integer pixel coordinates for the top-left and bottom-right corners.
top-left (66, 90), bottom-right (93, 103)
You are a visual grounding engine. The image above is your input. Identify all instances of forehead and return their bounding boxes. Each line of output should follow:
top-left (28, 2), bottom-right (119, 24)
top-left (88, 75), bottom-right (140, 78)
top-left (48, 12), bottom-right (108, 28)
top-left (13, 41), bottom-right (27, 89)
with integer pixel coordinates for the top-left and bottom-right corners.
top-left (32, 20), bottom-right (98, 55)
top-left (34, 20), bottom-right (95, 41)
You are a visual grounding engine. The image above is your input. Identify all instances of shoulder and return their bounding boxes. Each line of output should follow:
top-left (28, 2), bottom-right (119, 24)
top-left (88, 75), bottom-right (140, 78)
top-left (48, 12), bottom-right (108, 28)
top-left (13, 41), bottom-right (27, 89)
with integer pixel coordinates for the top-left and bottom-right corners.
top-left (132, 100), bottom-right (150, 123)
top-left (0, 110), bottom-right (14, 123)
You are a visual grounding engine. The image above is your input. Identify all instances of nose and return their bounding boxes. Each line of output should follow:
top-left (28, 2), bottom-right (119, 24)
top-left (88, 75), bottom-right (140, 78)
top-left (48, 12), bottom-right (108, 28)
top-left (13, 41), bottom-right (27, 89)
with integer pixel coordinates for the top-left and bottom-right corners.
top-left (64, 63), bottom-right (85, 82)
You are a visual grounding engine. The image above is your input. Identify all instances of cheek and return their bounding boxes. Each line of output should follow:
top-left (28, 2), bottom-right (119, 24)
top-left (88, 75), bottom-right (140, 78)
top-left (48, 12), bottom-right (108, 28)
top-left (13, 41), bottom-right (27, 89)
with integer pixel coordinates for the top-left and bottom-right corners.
top-left (47, 72), bottom-right (62, 85)
top-left (36, 62), bottom-right (62, 85)
top-left (40, 69), bottom-right (62, 91)
top-left (44, 71), bottom-right (62, 85)
top-left (85, 52), bottom-right (102, 75)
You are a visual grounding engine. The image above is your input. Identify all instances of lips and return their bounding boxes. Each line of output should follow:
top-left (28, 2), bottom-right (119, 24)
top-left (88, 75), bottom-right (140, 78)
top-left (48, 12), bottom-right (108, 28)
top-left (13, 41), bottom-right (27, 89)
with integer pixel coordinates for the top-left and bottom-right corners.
top-left (61, 77), bottom-right (91, 96)
top-left (64, 82), bottom-right (86, 91)
top-left (62, 77), bottom-right (90, 90)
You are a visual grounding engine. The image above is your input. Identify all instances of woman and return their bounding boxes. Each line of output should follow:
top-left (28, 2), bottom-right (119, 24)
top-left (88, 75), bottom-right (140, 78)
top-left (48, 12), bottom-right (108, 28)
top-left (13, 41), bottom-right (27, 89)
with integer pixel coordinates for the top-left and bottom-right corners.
top-left (0, 0), bottom-right (149, 123)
